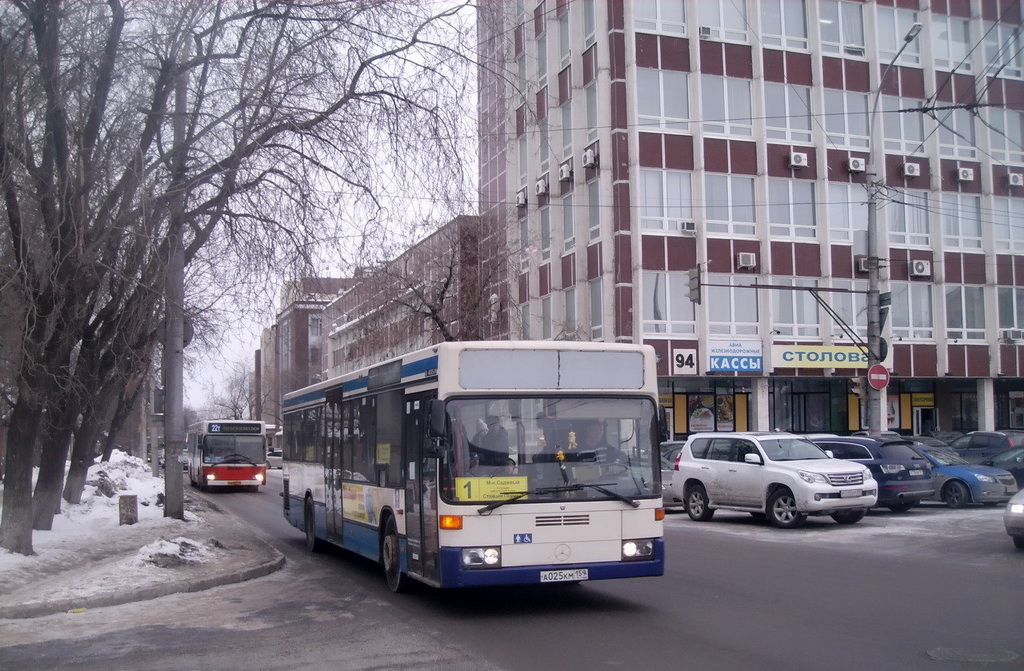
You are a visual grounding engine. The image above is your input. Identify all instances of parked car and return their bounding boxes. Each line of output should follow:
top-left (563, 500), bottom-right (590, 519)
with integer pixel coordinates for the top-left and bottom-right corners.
top-left (910, 444), bottom-right (1018, 508)
top-left (910, 435), bottom-right (949, 448)
top-left (659, 441), bottom-right (685, 509)
top-left (982, 446), bottom-right (1024, 489)
top-left (851, 430), bottom-right (903, 439)
top-left (266, 447), bottom-right (284, 469)
top-left (672, 432), bottom-right (876, 529)
top-left (808, 436), bottom-right (934, 512)
top-left (1004, 489), bottom-right (1024, 550)
top-left (949, 430), bottom-right (1024, 463)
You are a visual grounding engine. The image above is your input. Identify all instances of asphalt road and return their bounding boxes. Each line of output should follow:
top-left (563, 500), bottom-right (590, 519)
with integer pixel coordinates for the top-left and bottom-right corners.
top-left (2, 470), bottom-right (1021, 671)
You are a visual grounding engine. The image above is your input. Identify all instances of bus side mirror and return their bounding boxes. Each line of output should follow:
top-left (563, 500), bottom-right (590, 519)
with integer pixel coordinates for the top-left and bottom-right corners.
top-left (658, 406), bottom-right (669, 442)
top-left (428, 399), bottom-right (446, 439)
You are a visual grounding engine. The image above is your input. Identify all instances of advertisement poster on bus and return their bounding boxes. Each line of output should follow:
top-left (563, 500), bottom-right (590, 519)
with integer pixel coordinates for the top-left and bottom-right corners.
top-left (688, 394), bottom-right (715, 432)
top-left (342, 483), bottom-right (377, 525)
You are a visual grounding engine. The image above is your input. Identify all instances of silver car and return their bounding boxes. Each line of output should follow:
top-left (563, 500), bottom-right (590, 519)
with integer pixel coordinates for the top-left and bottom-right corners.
top-left (1004, 489), bottom-right (1024, 550)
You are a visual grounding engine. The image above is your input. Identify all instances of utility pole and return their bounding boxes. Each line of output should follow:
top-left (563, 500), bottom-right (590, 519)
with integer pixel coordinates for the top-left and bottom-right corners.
top-left (865, 22), bottom-right (921, 436)
top-left (163, 47), bottom-right (189, 520)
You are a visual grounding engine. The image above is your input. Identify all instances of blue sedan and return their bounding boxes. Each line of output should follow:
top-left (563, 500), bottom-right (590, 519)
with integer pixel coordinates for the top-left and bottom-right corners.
top-left (912, 444), bottom-right (1019, 508)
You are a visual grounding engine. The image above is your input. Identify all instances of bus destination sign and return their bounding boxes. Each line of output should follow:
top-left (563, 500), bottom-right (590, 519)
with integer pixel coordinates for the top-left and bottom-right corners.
top-left (208, 422), bottom-right (263, 435)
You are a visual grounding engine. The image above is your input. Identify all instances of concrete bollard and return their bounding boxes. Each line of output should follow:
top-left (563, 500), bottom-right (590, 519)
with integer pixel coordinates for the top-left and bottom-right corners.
top-left (118, 494), bottom-right (139, 526)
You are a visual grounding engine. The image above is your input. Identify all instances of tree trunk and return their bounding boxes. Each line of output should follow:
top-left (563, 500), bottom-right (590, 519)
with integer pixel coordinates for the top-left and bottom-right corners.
top-left (64, 421), bottom-right (103, 506)
top-left (32, 399), bottom-right (78, 530)
top-left (0, 398), bottom-right (44, 555)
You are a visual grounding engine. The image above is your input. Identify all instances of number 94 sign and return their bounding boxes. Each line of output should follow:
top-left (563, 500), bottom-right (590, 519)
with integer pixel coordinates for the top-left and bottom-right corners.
top-left (672, 348), bottom-right (698, 375)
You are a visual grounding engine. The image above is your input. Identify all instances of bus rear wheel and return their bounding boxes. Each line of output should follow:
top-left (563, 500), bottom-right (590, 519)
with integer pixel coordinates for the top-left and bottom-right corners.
top-left (382, 516), bottom-right (410, 593)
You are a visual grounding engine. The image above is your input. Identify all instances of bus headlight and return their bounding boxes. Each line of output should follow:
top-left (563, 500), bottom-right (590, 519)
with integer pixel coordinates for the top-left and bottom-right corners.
top-left (255, 473), bottom-right (265, 483)
top-left (206, 473), bottom-right (216, 481)
top-left (622, 538), bottom-right (654, 561)
top-left (461, 547), bottom-right (501, 568)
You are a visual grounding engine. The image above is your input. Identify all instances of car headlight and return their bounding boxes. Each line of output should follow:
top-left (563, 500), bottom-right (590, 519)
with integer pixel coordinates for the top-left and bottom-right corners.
top-left (461, 547), bottom-right (500, 568)
top-left (797, 470), bottom-right (829, 484)
top-left (972, 473), bottom-right (995, 483)
top-left (1010, 503), bottom-right (1024, 514)
top-left (622, 538), bottom-right (655, 561)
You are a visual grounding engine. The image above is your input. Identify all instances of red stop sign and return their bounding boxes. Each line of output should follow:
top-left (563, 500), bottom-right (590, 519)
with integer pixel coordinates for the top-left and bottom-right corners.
top-left (867, 364), bottom-right (890, 390)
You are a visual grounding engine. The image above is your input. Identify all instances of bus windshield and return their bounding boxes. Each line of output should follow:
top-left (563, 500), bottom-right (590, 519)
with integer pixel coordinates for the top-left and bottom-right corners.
top-left (202, 435), bottom-right (265, 465)
top-left (440, 396), bottom-right (660, 505)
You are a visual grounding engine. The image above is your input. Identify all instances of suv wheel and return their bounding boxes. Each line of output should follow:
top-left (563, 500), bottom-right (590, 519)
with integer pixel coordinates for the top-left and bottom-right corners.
top-left (766, 489), bottom-right (807, 529)
top-left (685, 484), bottom-right (715, 522)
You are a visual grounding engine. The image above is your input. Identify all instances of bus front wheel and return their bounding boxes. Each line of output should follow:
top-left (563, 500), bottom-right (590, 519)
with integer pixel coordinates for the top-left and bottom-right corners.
top-left (382, 516), bottom-right (410, 594)
top-left (304, 498), bottom-right (325, 553)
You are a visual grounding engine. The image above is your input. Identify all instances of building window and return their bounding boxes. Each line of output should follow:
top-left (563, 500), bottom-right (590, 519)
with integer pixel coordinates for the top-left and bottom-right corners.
top-left (521, 302), bottom-right (531, 340)
top-left (891, 281), bottom-right (934, 340)
top-left (882, 95), bottom-right (925, 154)
top-left (768, 178), bottom-right (816, 239)
top-left (946, 285), bottom-right (986, 340)
top-left (830, 279), bottom-right (867, 340)
top-left (987, 107), bottom-right (1024, 164)
top-left (542, 295), bottom-right (552, 339)
top-left (933, 14), bottom-right (972, 72)
top-left (696, 0), bottom-right (747, 43)
top-left (993, 196), bottom-right (1024, 254)
top-left (936, 107), bottom-right (977, 159)
top-left (824, 89), bottom-right (869, 149)
top-left (564, 286), bottom-right (577, 333)
top-left (636, 68), bottom-right (689, 133)
top-left (878, 7), bottom-right (921, 66)
top-left (536, 27), bottom-right (548, 87)
top-left (705, 174), bottom-right (755, 236)
top-left (518, 135), bottom-right (528, 187)
top-left (701, 75), bottom-right (752, 137)
top-left (642, 271), bottom-right (696, 335)
top-left (771, 278), bottom-right (819, 338)
top-left (998, 287), bottom-right (1024, 329)
top-left (309, 314), bottom-right (322, 340)
top-left (558, 7), bottom-right (570, 68)
top-left (585, 82), bottom-right (598, 143)
top-left (516, 53), bottom-right (527, 104)
top-left (985, 21), bottom-right (1024, 79)
top-left (562, 193), bottom-right (575, 252)
top-left (520, 217), bottom-right (531, 271)
top-left (583, 0), bottom-right (596, 47)
top-left (887, 190), bottom-right (930, 247)
top-left (539, 118), bottom-right (551, 171)
top-left (561, 101), bottom-right (573, 158)
top-left (540, 206), bottom-right (551, 261)
top-left (764, 82), bottom-right (812, 144)
top-left (640, 168), bottom-right (693, 232)
top-left (588, 179), bottom-right (600, 240)
top-left (707, 275), bottom-right (759, 336)
top-left (827, 182), bottom-right (867, 244)
top-left (819, 1), bottom-right (865, 58)
top-left (589, 278), bottom-right (603, 340)
top-left (760, 0), bottom-right (807, 51)
top-left (634, 0), bottom-right (685, 35)
top-left (941, 193), bottom-right (983, 250)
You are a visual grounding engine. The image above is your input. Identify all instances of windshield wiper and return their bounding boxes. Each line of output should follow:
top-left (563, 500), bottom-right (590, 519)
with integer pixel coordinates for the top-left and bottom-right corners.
top-left (535, 483), bottom-right (640, 508)
top-left (477, 490), bottom-right (531, 515)
top-left (222, 453), bottom-right (258, 466)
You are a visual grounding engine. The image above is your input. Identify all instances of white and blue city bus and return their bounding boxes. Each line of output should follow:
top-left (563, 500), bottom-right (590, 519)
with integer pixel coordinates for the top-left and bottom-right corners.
top-left (282, 341), bottom-right (666, 592)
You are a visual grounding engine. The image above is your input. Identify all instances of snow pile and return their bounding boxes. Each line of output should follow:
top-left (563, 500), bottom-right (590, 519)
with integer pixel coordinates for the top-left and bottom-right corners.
top-left (132, 536), bottom-right (222, 568)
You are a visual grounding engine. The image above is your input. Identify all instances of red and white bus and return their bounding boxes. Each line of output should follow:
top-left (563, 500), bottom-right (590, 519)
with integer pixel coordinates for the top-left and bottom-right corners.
top-left (186, 420), bottom-right (268, 492)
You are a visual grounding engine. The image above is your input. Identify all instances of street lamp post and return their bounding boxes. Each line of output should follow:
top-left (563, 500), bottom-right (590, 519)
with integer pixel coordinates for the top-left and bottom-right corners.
top-left (864, 22), bottom-right (922, 436)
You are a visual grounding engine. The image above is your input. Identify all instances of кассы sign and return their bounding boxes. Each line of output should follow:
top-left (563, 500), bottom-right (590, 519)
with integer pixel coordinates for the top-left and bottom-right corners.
top-left (707, 342), bottom-right (763, 373)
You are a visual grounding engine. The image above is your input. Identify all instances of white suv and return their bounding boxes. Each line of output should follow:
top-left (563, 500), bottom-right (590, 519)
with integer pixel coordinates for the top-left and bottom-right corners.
top-left (672, 432), bottom-right (877, 528)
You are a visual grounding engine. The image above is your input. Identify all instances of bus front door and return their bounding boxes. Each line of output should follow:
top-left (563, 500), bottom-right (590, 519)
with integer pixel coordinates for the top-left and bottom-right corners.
top-left (325, 400), bottom-right (344, 542)
top-left (404, 392), bottom-right (439, 584)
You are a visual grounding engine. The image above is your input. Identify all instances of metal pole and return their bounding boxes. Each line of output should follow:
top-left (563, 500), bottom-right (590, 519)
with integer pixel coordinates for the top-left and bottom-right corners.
top-left (865, 23), bottom-right (921, 436)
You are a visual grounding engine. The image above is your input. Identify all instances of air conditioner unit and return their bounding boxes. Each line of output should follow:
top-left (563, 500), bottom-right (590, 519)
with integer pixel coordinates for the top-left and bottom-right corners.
top-left (677, 220), bottom-right (697, 235)
top-left (847, 157), bottom-right (866, 173)
top-left (698, 26), bottom-right (712, 39)
top-left (558, 162), bottom-right (573, 182)
top-left (1003, 329), bottom-right (1024, 341)
top-left (788, 152), bottom-right (808, 168)
top-left (516, 190), bottom-right (527, 208)
top-left (736, 252), bottom-right (757, 269)
top-left (909, 259), bottom-right (932, 277)
top-left (535, 178), bottom-right (548, 196)
top-left (581, 148), bottom-right (597, 168)
top-left (958, 167), bottom-right (975, 182)
top-left (1009, 173), bottom-right (1024, 187)
top-left (856, 256), bottom-right (870, 273)
top-left (902, 162), bottom-right (920, 177)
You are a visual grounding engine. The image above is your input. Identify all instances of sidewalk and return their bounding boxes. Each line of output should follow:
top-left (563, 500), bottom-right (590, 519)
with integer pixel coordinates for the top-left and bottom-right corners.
top-left (0, 492), bottom-right (284, 620)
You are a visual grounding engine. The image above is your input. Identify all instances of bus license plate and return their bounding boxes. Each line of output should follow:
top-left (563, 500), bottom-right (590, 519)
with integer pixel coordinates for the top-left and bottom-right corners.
top-left (540, 569), bottom-right (588, 583)
top-left (841, 489), bottom-right (860, 498)
top-left (227, 481), bottom-right (242, 485)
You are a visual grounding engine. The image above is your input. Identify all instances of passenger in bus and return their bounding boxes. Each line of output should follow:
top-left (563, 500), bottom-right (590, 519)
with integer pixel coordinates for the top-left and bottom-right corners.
top-left (471, 415), bottom-right (510, 465)
top-left (499, 457), bottom-right (517, 474)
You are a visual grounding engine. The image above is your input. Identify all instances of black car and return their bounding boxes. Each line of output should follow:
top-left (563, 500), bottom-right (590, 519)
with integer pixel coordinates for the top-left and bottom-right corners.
top-left (809, 436), bottom-right (934, 512)
top-left (983, 446), bottom-right (1024, 488)
top-left (949, 431), bottom-right (1024, 464)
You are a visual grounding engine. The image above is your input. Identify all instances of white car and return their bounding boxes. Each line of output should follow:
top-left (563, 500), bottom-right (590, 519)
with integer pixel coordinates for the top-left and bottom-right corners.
top-left (1004, 488), bottom-right (1024, 550)
top-left (266, 448), bottom-right (283, 469)
top-left (672, 432), bottom-right (877, 528)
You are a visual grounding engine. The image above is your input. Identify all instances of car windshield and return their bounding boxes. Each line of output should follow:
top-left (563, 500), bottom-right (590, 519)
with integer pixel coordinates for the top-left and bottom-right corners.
top-left (202, 435), bottom-right (265, 464)
top-left (878, 442), bottom-right (925, 460)
top-left (440, 396), bottom-right (660, 505)
top-left (923, 449), bottom-right (968, 466)
top-left (1008, 433), bottom-right (1024, 448)
top-left (759, 437), bottom-right (829, 461)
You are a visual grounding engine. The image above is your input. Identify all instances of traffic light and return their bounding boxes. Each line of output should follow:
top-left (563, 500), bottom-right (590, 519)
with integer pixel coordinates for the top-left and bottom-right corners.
top-left (688, 266), bottom-right (701, 304)
top-left (850, 377), bottom-right (865, 398)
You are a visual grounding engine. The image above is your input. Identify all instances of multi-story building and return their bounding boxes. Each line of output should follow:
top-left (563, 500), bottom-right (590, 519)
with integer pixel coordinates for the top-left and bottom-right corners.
top-left (274, 277), bottom-right (352, 396)
top-left (478, 0), bottom-right (1024, 438)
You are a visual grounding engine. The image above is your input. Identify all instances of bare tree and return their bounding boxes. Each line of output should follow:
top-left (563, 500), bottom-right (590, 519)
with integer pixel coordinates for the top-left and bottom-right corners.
top-left (0, 0), bottom-right (476, 554)
top-left (207, 361), bottom-right (253, 421)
